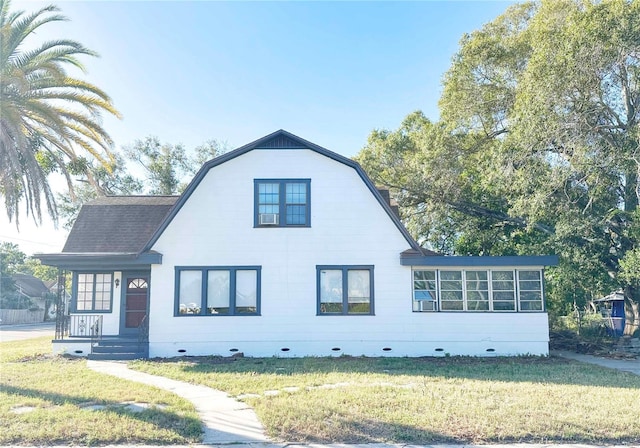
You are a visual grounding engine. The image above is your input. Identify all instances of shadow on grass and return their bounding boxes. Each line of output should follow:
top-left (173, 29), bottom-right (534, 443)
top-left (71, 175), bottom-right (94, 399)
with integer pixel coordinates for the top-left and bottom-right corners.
top-left (150, 355), bottom-right (640, 389)
top-left (278, 415), bottom-right (635, 445)
top-left (282, 416), bottom-right (462, 444)
top-left (1, 384), bottom-right (202, 444)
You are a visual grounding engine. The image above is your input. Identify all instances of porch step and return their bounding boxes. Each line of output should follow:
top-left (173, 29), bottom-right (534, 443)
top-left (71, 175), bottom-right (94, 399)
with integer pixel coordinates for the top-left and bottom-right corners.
top-left (88, 338), bottom-right (148, 360)
top-left (88, 352), bottom-right (147, 361)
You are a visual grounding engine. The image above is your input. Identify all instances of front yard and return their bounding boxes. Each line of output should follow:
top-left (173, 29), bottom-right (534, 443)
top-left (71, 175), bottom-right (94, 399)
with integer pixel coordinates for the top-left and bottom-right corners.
top-left (2, 336), bottom-right (640, 445)
top-left (0, 337), bottom-right (201, 446)
top-left (132, 355), bottom-right (640, 444)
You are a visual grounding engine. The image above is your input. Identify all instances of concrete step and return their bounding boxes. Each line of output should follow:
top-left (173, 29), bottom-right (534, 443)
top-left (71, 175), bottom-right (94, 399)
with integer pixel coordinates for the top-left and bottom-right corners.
top-left (88, 352), bottom-right (147, 361)
top-left (96, 338), bottom-right (139, 347)
top-left (92, 344), bottom-right (145, 354)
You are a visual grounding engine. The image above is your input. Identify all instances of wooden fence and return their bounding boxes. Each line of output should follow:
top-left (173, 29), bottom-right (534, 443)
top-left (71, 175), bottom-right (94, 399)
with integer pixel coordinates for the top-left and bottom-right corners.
top-left (0, 309), bottom-right (45, 325)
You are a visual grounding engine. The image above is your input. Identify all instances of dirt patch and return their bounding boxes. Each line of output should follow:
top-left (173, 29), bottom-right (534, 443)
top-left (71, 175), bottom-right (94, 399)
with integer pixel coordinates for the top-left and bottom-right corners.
top-left (148, 355), bottom-right (239, 365)
top-left (15, 353), bottom-right (58, 362)
top-left (10, 406), bottom-right (36, 414)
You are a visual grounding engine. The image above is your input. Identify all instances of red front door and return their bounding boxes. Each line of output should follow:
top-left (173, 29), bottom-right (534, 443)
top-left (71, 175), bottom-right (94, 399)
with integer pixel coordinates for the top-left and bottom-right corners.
top-left (125, 277), bottom-right (148, 329)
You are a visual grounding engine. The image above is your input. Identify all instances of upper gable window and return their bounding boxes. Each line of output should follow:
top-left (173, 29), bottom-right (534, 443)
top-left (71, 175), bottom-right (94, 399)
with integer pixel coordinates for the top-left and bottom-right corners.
top-left (254, 179), bottom-right (310, 227)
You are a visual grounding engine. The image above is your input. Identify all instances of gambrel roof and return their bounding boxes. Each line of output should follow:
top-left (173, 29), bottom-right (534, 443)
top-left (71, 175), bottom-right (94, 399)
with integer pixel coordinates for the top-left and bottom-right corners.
top-left (142, 129), bottom-right (423, 252)
top-left (38, 130), bottom-right (445, 268)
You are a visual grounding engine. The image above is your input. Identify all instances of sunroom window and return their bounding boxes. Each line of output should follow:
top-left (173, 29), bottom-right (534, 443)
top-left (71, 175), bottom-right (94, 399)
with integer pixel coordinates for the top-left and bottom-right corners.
top-left (465, 270), bottom-right (489, 311)
top-left (439, 271), bottom-right (463, 311)
top-left (518, 270), bottom-right (543, 311)
top-left (412, 269), bottom-right (544, 313)
top-left (413, 270), bottom-right (437, 311)
top-left (491, 270), bottom-right (516, 311)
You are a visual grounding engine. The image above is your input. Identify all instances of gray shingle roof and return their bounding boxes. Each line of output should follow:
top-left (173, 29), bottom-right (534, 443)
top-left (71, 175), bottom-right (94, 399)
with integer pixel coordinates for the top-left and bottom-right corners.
top-left (63, 196), bottom-right (178, 253)
top-left (12, 273), bottom-right (50, 298)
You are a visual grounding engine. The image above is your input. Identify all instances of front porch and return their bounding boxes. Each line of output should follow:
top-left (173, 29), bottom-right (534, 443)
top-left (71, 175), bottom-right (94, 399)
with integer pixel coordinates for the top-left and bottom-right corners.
top-left (53, 313), bottom-right (149, 360)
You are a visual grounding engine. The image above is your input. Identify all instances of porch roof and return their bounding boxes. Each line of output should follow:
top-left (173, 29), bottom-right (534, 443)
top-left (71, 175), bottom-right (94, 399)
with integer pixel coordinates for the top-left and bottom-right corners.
top-left (62, 195), bottom-right (178, 253)
top-left (35, 251), bottom-right (162, 270)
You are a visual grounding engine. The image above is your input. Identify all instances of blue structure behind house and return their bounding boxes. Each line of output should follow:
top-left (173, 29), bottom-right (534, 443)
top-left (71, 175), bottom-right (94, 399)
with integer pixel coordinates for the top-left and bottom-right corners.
top-left (594, 292), bottom-right (625, 337)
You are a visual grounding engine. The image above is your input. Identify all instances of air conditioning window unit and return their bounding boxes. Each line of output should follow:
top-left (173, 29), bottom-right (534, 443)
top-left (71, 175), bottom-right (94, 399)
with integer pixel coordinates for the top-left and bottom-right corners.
top-left (259, 213), bottom-right (279, 225)
top-left (420, 300), bottom-right (436, 312)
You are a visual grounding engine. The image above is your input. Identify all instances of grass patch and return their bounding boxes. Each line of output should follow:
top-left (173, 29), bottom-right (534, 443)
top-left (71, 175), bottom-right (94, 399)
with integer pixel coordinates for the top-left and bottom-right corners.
top-left (0, 337), bottom-right (201, 446)
top-left (132, 355), bottom-right (640, 444)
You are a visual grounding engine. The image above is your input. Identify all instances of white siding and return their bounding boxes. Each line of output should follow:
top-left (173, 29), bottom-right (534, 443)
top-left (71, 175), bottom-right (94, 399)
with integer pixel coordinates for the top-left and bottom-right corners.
top-left (103, 271), bottom-right (122, 335)
top-left (148, 149), bottom-right (549, 358)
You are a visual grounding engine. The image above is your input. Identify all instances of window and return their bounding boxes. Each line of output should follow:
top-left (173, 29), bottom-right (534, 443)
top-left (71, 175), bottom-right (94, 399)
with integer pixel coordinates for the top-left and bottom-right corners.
top-left (492, 270), bottom-right (516, 311)
top-left (176, 266), bottom-right (261, 316)
top-left (255, 179), bottom-right (310, 227)
top-left (440, 271), bottom-right (463, 311)
top-left (75, 273), bottom-right (112, 312)
top-left (317, 266), bottom-right (374, 315)
top-left (466, 270), bottom-right (489, 311)
top-left (413, 270), bottom-right (437, 311)
top-left (412, 269), bottom-right (543, 313)
top-left (518, 270), bottom-right (543, 311)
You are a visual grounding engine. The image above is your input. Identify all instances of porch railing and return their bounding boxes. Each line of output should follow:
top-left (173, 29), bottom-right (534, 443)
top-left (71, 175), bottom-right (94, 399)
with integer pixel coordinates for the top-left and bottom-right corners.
top-left (68, 314), bottom-right (103, 338)
top-left (90, 315), bottom-right (103, 348)
top-left (138, 314), bottom-right (149, 352)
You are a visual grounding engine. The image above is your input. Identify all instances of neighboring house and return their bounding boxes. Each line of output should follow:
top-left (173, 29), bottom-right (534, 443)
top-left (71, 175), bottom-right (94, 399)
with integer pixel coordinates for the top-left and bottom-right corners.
top-left (38, 130), bottom-right (557, 359)
top-left (12, 273), bottom-right (50, 308)
top-left (0, 273), bottom-right (50, 325)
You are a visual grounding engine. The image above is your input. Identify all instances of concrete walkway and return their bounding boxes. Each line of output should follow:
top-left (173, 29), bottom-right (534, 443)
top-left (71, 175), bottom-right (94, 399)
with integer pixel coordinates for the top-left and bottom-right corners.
top-left (553, 350), bottom-right (640, 375)
top-left (86, 360), bottom-right (268, 444)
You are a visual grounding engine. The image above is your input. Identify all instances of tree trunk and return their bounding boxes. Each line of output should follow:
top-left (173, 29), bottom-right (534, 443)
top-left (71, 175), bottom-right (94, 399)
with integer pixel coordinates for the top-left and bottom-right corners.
top-left (623, 285), bottom-right (640, 336)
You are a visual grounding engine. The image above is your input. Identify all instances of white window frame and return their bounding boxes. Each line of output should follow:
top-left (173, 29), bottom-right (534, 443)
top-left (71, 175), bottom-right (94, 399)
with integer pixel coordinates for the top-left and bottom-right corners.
top-left (411, 268), bottom-right (543, 313)
top-left (74, 272), bottom-right (113, 313)
top-left (491, 269), bottom-right (517, 312)
top-left (516, 270), bottom-right (544, 312)
top-left (412, 269), bottom-right (438, 311)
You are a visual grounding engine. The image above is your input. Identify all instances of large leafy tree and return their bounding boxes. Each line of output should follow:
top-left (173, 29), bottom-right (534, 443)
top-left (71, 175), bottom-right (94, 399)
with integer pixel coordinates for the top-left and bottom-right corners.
top-left (0, 0), bottom-right (120, 226)
top-left (124, 137), bottom-right (195, 195)
top-left (57, 137), bottom-right (228, 228)
top-left (357, 0), bottom-right (640, 331)
top-left (56, 153), bottom-right (144, 230)
top-left (124, 136), bottom-right (228, 195)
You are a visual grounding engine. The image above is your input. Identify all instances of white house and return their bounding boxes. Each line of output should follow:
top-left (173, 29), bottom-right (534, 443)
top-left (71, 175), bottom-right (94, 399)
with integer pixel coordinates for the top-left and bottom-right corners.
top-left (38, 130), bottom-right (557, 359)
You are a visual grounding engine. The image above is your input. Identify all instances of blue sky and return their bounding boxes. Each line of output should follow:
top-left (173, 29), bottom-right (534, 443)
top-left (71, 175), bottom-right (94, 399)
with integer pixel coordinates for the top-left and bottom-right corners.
top-left (2, 0), bottom-right (515, 254)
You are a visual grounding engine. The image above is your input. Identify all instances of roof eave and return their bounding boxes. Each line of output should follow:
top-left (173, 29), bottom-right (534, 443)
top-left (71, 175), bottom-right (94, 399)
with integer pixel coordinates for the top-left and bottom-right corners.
top-left (35, 251), bottom-right (162, 270)
top-left (400, 254), bottom-right (559, 267)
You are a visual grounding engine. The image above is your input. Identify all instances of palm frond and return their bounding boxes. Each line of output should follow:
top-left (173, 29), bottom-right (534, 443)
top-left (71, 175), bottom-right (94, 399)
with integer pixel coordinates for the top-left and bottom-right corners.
top-left (0, 0), bottom-right (120, 226)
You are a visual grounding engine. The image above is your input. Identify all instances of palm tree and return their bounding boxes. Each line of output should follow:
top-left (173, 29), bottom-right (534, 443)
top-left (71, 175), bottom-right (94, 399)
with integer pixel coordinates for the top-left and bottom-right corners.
top-left (0, 0), bottom-right (120, 226)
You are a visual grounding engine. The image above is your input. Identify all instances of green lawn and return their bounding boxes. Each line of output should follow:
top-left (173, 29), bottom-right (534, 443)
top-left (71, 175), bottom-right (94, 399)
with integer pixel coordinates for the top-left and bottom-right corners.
top-left (132, 355), bottom-right (640, 444)
top-left (0, 337), bottom-right (201, 446)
